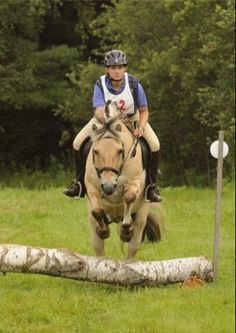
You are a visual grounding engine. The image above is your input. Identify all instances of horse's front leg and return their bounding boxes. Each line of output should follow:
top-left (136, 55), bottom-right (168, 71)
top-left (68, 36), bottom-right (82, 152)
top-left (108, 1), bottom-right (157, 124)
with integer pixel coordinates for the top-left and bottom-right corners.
top-left (120, 179), bottom-right (142, 242)
top-left (86, 185), bottom-right (110, 255)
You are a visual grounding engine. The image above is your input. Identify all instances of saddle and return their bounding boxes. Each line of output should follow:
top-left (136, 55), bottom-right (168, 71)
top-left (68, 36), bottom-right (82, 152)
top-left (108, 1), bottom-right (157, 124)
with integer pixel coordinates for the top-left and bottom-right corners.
top-left (139, 137), bottom-right (151, 170)
top-left (81, 137), bottom-right (93, 163)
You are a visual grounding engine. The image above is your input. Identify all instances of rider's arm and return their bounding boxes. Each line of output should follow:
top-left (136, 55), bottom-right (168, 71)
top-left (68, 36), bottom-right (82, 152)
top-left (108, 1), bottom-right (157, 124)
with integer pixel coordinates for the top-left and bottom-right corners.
top-left (133, 106), bottom-right (149, 137)
top-left (93, 84), bottom-right (105, 122)
top-left (138, 106), bottom-right (149, 130)
top-left (94, 106), bottom-right (105, 123)
top-left (133, 83), bottom-right (149, 137)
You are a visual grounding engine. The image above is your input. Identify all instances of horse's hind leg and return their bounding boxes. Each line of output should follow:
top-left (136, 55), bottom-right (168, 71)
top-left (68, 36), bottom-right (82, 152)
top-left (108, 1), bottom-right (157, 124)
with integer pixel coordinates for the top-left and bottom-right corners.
top-left (120, 202), bottom-right (134, 242)
top-left (86, 192), bottom-right (109, 256)
top-left (127, 219), bottom-right (146, 259)
top-left (89, 212), bottom-right (106, 257)
top-left (127, 205), bottom-right (149, 259)
top-left (86, 185), bottom-right (110, 240)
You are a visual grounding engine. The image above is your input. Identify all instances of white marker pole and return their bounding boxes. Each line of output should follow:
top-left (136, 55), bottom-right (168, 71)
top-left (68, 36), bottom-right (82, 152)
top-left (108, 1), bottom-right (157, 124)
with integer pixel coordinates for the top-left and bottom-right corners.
top-left (212, 131), bottom-right (224, 283)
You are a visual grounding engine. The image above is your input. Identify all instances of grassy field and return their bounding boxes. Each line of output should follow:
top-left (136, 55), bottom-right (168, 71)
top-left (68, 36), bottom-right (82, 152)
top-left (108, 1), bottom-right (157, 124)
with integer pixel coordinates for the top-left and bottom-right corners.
top-left (0, 183), bottom-right (234, 333)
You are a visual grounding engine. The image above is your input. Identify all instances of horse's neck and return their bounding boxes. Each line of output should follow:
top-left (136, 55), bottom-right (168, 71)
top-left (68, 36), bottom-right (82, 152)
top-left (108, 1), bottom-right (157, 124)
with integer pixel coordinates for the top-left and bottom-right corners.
top-left (119, 124), bottom-right (135, 152)
top-left (119, 118), bottom-right (132, 133)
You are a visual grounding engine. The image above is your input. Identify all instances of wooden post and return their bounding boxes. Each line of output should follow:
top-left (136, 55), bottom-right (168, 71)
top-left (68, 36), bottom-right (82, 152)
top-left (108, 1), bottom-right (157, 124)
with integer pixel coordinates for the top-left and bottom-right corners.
top-left (213, 130), bottom-right (224, 282)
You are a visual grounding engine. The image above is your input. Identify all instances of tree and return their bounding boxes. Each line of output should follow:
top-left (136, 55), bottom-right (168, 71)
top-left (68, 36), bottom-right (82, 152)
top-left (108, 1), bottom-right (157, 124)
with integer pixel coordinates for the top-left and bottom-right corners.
top-left (0, 0), bottom-right (110, 168)
top-left (0, 0), bottom-right (234, 184)
top-left (0, 0), bottom-right (45, 105)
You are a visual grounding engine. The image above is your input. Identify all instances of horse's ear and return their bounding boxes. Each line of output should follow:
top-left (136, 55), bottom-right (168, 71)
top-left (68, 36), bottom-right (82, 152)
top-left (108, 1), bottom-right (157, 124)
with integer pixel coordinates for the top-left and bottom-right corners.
top-left (92, 124), bottom-right (98, 131)
top-left (115, 124), bottom-right (122, 132)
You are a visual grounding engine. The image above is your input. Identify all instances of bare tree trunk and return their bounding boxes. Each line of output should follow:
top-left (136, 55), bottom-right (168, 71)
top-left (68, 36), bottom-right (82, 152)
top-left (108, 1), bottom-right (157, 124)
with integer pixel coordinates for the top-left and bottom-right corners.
top-left (0, 244), bottom-right (213, 287)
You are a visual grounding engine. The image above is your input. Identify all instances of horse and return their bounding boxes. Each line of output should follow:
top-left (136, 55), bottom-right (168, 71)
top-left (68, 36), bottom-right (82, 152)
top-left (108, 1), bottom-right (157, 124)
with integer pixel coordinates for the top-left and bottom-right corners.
top-left (84, 101), bottom-right (163, 259)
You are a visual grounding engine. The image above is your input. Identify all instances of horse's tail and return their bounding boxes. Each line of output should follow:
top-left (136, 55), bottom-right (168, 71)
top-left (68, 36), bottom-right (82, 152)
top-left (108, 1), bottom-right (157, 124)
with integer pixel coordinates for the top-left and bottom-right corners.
top-left (142, 208), bottom-right (164, 243)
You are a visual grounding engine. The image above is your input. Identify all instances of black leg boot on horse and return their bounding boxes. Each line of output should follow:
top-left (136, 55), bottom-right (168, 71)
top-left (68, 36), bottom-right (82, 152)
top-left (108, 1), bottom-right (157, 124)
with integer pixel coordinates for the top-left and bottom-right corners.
top-left (63, 148), bottom-right (86, 198)
top-left (145, 151), bottom-right (162, 202)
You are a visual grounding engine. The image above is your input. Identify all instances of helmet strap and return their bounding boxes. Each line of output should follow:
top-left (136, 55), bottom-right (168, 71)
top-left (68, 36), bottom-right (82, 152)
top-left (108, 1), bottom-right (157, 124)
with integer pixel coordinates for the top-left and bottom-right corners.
top-left (110, 78), bottom-right (123, 82)
top-left (106, 73), bottom-right (123, 82)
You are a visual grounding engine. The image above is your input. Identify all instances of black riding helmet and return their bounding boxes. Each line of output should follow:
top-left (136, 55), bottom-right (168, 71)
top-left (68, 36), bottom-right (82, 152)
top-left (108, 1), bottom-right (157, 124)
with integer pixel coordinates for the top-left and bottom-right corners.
top-left (104, 50), bottom-right (128, 67)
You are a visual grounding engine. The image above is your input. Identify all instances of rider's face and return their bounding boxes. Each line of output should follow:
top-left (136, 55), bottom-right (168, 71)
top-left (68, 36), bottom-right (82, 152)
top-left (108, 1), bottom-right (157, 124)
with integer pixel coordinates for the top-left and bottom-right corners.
top-left (106, 65), bottom-right (126, 81)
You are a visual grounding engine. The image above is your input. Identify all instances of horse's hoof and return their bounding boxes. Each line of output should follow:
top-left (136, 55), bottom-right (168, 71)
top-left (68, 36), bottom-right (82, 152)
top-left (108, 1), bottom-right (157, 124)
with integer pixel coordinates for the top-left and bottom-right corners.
top-left (120, 224), bottom-right (134, 242)
top-left (96, 226), bottom-right (110, 239)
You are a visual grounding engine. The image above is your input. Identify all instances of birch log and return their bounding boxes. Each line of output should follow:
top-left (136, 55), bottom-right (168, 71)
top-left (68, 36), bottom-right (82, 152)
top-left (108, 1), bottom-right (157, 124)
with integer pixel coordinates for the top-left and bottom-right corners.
top-left (0, 244), bottom-right (213, 287)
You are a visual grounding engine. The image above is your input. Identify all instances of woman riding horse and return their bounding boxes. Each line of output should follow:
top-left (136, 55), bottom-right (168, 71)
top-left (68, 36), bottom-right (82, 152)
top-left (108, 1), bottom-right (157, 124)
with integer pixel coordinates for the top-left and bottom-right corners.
top-left (64, 49), bottom-right (162, 203)
top-left (85, 101), bottom-right (162, 259)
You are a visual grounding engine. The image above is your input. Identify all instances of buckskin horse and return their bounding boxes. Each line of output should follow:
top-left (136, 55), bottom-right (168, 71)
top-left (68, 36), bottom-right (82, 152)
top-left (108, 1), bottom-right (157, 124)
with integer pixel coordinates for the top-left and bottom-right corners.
top-left (84, 101), bottom-right (162, 259)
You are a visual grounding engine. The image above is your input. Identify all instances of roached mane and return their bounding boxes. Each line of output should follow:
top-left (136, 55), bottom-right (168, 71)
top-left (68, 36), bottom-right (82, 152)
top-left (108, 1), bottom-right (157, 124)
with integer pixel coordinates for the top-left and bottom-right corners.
top-left (91, 101), bottom-right (124, 142)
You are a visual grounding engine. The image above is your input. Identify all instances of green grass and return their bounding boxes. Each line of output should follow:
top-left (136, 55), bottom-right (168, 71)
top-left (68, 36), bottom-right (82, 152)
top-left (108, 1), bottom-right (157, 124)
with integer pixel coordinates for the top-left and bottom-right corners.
top-left (0, 183), bottom-right (234, 333)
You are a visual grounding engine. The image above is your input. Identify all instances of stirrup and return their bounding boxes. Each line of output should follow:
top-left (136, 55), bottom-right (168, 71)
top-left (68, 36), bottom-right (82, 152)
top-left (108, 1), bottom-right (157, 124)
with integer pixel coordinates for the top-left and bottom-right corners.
top-left (64, 180), bottom-right (82, 199)
top-left (145, 184), bottom-right (162, 202)
top-left (74, 180), bottom-right (82, 199)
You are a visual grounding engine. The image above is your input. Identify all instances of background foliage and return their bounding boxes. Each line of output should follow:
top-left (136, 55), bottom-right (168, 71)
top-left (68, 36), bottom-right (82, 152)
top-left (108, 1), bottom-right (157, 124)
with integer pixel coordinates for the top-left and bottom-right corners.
top-left (0, 0), bottom-right (234, 186)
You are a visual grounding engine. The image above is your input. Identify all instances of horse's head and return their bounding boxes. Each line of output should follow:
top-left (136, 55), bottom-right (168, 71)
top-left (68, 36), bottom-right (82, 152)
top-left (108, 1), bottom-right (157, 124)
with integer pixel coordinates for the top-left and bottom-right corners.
top-left (91, 111), bottom-right (125, 196)
top-left (92, 136), bottom-right (124, 196)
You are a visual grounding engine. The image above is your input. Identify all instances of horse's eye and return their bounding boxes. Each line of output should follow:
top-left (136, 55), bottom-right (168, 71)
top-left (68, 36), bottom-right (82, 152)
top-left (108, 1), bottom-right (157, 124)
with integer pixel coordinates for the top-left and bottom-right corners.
top-left (94, 150), bottom-right (99, 155)
top-left (118, 149), bottom-right (124, 155)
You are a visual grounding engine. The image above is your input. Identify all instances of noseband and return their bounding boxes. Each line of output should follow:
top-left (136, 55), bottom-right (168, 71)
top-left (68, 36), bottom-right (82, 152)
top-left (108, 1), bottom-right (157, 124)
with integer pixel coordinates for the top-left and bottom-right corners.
top-left (94, 165), bottom-right (123, 179)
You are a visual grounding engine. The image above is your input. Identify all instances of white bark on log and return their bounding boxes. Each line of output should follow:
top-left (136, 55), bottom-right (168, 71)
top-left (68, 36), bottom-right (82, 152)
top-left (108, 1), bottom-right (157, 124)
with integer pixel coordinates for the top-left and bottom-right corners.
top-left (0, 244), bottom-right (213, 287)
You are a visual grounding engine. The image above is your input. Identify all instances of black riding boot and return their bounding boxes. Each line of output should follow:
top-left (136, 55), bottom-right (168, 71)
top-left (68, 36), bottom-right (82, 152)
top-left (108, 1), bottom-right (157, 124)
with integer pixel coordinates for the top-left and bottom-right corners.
top-left (145, 151), bottom-right (162, 202)
top-left (63, 149), bottom-right (86, 198)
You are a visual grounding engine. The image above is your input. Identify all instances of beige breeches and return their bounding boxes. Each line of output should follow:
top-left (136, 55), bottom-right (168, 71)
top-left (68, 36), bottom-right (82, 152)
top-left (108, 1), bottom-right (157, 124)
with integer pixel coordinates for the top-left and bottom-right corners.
top-left (73, 114), bottom-right (160, 152)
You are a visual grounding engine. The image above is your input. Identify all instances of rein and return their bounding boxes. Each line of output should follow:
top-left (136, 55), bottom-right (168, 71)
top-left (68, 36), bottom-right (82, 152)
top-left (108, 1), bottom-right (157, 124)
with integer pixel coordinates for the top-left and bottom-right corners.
top-left (124, 137), bottom-right (139, 161)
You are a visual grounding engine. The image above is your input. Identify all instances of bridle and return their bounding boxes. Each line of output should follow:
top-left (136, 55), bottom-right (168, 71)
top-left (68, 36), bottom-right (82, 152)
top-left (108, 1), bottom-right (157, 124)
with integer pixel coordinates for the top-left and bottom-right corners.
top-left (92, 114), bottom-right (139, 180)
top-left (94, 165), bottom-right (124, 179)
top-left (92, 139), bottom-right (125, 179)
top-left (92, 136), bottom-right (138, 179)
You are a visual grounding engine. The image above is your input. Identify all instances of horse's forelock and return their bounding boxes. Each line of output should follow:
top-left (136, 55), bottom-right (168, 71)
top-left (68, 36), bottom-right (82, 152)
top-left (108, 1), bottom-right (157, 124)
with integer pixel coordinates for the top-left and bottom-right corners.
top-left (92, 101), bottom-right (125, 142)
top-left (91, 119), bottom-right (123, 142)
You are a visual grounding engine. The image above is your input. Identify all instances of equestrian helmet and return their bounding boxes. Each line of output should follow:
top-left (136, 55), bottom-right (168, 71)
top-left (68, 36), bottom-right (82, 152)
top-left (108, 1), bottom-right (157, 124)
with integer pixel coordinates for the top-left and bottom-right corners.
top-left (104, 50), bottom-right (128, 66)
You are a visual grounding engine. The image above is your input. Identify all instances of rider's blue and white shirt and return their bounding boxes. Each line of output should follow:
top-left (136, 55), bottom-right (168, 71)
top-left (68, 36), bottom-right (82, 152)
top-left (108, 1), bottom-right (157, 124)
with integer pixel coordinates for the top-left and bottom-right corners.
top-left (92, 73), bottom-right (148, 115)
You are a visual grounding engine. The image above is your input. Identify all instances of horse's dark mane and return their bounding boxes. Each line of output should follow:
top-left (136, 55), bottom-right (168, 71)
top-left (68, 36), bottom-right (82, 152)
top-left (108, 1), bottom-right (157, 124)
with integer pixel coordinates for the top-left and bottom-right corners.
top-left (92, 118), bottom-right (122, 142)
top-left (105, 100), bottom-right (111, 119)
top-left (92, 101), bottom-right (123, 142)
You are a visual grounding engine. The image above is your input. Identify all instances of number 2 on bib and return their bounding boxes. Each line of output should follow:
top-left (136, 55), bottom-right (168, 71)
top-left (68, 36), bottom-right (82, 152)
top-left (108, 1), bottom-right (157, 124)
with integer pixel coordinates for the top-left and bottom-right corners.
top-left (118, 99), bottom-right (125, 110)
